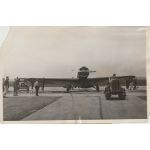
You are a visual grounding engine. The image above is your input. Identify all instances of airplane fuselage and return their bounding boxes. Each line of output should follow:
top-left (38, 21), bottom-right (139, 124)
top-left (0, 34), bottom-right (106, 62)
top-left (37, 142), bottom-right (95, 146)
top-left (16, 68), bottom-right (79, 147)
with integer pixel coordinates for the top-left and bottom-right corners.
top-left (73, 66), bottom-right (96, 89)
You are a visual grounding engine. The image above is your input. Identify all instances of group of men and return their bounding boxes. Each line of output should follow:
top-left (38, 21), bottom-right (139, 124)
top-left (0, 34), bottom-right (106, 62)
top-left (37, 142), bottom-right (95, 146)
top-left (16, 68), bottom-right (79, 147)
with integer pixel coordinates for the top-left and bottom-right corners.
top-left (3, 76), bottom-right (40, 97)
top-left (126, 77), bottom-right (137, 90)
top-left (3, 76), bottom-right (20, 97)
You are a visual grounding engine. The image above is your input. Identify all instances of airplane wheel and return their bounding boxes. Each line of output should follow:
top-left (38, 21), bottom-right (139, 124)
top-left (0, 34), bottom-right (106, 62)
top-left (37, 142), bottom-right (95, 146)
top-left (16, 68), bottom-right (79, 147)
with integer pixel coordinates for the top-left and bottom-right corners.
top-left (105, 93), bottom-right (111, 100)
top-left (66, 86), bottom-right (70, 93)
top-left (96, 84), bottom-right (100, 92)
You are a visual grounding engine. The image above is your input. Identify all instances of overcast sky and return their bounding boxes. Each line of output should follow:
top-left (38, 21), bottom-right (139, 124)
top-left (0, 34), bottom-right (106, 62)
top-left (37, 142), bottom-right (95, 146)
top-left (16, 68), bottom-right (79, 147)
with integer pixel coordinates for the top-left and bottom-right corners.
top-left (0, 27), bottom-right (146, 78)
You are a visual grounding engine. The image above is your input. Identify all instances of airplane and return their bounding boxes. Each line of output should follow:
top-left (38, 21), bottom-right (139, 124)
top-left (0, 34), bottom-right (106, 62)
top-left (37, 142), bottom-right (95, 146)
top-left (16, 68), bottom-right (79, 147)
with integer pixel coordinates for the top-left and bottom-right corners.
top-left (18, 66), bottom-right (135, 93)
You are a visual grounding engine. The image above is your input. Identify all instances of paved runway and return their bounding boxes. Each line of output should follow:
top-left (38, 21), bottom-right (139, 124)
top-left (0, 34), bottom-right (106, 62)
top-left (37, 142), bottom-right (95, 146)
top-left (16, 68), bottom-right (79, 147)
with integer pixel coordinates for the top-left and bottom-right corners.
top-left (3, 87), bottom-right (147, 121)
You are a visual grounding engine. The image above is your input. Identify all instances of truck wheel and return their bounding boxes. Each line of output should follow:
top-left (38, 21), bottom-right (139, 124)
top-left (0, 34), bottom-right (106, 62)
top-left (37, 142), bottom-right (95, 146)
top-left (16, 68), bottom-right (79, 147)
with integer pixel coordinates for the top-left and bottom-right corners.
top-left (118, 94), bottom-right (126, 100)
top-left (96, 84), bottom-right (100, 92)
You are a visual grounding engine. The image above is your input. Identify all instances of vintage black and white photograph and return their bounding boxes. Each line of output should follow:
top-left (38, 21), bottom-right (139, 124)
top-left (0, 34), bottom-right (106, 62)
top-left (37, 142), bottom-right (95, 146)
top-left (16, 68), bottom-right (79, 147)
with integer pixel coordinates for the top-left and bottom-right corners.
top-left (0, 26), bottom-right (148, 122)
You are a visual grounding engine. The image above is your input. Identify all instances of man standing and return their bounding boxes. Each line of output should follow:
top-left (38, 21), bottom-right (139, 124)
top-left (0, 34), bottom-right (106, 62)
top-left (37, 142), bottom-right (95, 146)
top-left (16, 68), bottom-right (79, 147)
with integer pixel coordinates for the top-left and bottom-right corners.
top-left (133, 77), bottom-right (137, 90)
top-left (13, 78), bottom-right (18, 96)
top-left (3, 76), bottom-right (9, 98)
top-left (126, 79), bottom-right (130, 89)
top-left (110, 74), bottom-right (117, 84)
top-left (26, 80), bottom-right (30, 93)
top-left (41, 78), bottom-right (45, 93)
top-left (34, 80), bottom-right (40, 96)
top-left (129, 81), bottom-right (134, 90)
top-left (16, 77), bottom-right (20, 94)
top-left (31, 79), bottom-right (34, 93)
top-left (2, 78), bottom-right (5, 92)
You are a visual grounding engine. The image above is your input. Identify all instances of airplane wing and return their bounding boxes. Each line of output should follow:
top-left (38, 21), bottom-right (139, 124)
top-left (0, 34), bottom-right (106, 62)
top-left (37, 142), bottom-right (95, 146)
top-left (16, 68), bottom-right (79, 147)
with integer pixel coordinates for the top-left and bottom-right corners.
top-left (86, 77), bottom-right (109, 86)
top-left (19, 75), bottom-right (135, 88)
top-left (19, 78), bottom-right (79, 88)
top-left (87, 75), bottom-right (135, 85)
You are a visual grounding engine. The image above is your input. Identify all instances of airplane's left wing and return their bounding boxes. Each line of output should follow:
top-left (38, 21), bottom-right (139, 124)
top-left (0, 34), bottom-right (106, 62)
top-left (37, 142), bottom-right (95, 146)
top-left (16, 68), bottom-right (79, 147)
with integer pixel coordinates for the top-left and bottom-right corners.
top-left (19, 78), bottom-right (79, 88)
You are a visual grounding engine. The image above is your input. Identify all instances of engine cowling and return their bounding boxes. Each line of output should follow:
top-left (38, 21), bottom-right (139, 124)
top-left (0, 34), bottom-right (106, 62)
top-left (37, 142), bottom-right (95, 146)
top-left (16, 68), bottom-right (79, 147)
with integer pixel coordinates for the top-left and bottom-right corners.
top-left (77, 66), bottom-right (89, 79)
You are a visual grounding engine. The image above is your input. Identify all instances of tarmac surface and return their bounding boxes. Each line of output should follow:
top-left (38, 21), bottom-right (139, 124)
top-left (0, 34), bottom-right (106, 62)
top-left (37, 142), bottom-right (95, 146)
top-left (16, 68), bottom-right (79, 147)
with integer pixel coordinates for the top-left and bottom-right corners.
top-left (3, 87), bottom-right (147, 121)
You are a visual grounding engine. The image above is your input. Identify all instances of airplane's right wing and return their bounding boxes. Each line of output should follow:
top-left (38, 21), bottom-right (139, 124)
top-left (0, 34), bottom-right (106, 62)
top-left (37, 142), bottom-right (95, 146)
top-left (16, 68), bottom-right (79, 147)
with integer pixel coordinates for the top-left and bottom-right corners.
top-left (87, 75), bottom-right (135, 86)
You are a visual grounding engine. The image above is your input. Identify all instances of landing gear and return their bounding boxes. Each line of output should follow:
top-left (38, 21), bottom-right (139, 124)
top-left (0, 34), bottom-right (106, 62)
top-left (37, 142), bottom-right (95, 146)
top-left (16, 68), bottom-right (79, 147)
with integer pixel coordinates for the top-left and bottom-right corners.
top-left (96, 84), bottom-right (100, 92)
top-left (66, 85), bottom-right (71, 93)
top-left (105, 93), bottom-right (111, 100)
